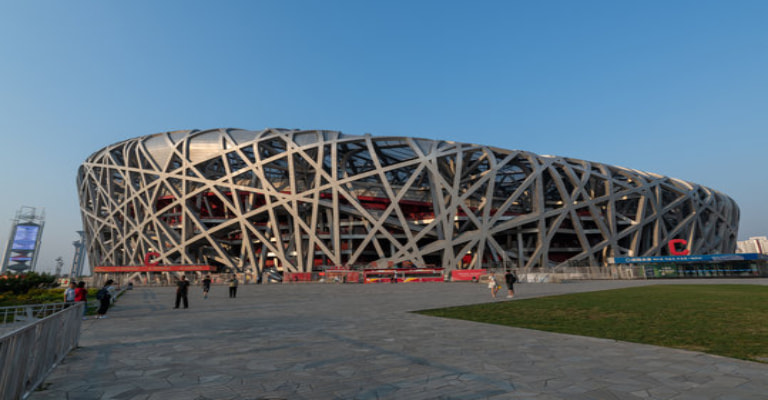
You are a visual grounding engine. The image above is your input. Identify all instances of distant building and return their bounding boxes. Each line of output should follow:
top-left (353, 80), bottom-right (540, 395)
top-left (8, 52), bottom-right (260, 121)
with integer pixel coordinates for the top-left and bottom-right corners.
top-left (737, 236), bottom-right (768, 255)
top-left (1, 207), bottom-right (45, 273)
top-left (77, 128), bottom-right (740, 278)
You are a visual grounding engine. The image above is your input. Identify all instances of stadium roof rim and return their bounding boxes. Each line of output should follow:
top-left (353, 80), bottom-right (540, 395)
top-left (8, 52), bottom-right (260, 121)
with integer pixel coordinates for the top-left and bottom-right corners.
top-left (87, 127), bottom-right (728, 196)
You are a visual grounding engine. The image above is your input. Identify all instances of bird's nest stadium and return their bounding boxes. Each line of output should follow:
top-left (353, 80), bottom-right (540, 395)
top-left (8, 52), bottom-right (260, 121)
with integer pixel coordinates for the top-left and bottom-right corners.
top-left (77, 128), bottom-right (739, 281)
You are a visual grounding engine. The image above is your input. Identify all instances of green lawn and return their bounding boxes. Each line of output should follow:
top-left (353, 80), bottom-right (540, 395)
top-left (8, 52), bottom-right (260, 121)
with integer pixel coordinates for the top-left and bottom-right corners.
top-left (416, 284), bottom-right (768, 363)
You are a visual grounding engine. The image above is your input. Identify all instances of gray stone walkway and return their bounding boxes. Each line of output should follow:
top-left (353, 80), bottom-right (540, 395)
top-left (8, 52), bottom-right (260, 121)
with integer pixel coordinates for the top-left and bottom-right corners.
top-left (29, 279), bottom-right (768, 400)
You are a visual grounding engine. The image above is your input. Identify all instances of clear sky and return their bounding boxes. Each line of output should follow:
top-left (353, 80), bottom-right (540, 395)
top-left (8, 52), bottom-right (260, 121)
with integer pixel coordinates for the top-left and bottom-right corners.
top-left (1, 0), bottom-right (766, 274)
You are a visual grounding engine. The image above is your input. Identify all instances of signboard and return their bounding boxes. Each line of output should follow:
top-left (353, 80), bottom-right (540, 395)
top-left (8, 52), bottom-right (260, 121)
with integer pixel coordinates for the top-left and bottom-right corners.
top-left (610, 253), bottom-right (767, 264)
top-left (94, 265), bottom-right (213, 272)
top-left (11, 224), bottom-right (39, 251)
top-left (668, 239), bottom-right (690, 256)
top-left (94, 251), bottom-right (213, 273)
top-left (450, 269), bottom-right (486, 281)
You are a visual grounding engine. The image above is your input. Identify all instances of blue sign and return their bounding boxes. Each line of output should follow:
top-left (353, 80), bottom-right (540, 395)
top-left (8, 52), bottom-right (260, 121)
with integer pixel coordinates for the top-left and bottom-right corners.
top-left (610, 253), bottom-right (767, 264)
top-left (11, 224), bottom-right (39, 251)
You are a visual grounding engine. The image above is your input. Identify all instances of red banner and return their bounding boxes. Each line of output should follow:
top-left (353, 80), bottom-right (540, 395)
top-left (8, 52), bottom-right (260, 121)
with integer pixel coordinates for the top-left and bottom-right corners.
top-left (450, 269), bottom-right (486, 281)
top-left (94, 265), bottom-right (213, 272)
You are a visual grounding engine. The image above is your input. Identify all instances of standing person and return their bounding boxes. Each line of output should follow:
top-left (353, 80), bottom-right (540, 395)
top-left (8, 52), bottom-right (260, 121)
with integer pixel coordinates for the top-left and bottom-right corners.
top-left (504, 269), bottom-right (518, 298)
top-left (202, 275), bottom-right (212, 299)
top-left (488, 272), bottom-right (500, 298)
top-left (95, 280), bottom-right (113, 319)
top-left (175, 276), bottom-right (190, 309)
top-left (64, 281), bottom-right (76, 307)
top-left (228, 274), bottom-right (239, 298)
top-left (74, 281), bottom-right (88, 320)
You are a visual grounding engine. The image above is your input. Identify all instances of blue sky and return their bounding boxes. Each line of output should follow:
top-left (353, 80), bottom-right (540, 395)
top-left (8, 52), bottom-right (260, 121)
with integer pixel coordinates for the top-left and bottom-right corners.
top-left (1, 1), bottom-right (766, 274)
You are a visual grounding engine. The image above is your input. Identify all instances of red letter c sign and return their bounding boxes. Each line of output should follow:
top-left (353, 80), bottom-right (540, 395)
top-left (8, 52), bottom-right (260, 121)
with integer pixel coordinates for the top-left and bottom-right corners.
top-left (144, 252), bottom-right (161, 266)
top-left (668, 239), bottom-right (690, 256)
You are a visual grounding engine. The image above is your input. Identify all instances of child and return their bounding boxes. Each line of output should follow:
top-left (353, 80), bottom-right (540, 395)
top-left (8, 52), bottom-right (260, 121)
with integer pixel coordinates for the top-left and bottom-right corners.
top-left (488, 272), bottom-right (500, 298)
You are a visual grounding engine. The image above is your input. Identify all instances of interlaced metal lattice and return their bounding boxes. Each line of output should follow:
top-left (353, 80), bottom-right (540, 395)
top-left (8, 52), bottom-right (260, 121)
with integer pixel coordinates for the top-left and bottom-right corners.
top-left (77, 128), bottom-right (739, 274)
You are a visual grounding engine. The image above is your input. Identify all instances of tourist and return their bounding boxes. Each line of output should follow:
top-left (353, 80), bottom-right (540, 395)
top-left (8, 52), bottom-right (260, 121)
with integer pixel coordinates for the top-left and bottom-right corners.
top-left (228, 275), bottom-right (239, 298)
top-left (175, 276), bottom-right (190, 309)
top-left (64, 281), bottom-right (76, 307)
top-left (202, 275), bottom-right (212, 299)
top-left (95, 280), bottom-right (113, 319)
top-left (74, 281), bottom-right (88, 319)
top-left (504, 270), bottom-right (517, 298)
top-left (488, 272), bottom-right (499, 298)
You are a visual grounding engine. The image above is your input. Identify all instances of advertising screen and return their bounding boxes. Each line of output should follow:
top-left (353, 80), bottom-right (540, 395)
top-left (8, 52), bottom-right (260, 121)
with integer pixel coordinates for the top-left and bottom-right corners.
top-left (11, 224), bottom-right (40, 251)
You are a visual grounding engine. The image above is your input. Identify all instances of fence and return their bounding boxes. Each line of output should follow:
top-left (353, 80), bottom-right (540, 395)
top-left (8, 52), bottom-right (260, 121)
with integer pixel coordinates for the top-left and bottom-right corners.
top-left (0, 302), bottom-right (83, 400)
top-left (513, 266), bottom-right (647, 283)
top-left (1, 302), bottom-right (76, 326)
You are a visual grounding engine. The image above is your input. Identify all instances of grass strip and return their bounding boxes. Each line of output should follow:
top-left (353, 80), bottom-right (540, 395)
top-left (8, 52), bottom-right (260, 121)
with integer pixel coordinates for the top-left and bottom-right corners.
top-left (416, 284), bottom-right (768, 362)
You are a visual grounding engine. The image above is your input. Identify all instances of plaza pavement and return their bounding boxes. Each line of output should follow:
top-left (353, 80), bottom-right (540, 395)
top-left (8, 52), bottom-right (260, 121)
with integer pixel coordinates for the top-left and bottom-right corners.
top-left (28, 279), bottom-right (768, 400)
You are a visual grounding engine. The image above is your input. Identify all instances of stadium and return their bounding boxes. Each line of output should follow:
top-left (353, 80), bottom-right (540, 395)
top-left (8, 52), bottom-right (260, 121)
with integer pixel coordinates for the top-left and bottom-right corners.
top-left (77, 128), bottom-right (739, 281)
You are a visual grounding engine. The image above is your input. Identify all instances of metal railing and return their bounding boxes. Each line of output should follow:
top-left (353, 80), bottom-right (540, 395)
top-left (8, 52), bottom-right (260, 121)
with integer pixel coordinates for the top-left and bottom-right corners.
top-left (0, 302), bottom-right (83, 400)
top-left (515, 266), bottom-right (648, 283)
top-left (1, 302), bottom-right (75, 326)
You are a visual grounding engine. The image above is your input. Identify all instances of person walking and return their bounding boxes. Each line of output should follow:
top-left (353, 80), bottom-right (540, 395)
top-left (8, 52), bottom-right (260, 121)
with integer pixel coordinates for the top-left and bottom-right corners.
top-left (74, 281), bottom-right (88, 320)
top-left (228, 275), bottom-right (239, 298)
top-left (202, 275), bottom-right (212, 299)
top-left (488, 272), bottom-right (500, 298)
top-left (175, 276), bottom-right (190, 308)
top-left (95, 279), bottom-right (113, 319)
top-left (64, 281), bottom-right (76, 307)
top-left (504, 269), bottom-right (518, 298)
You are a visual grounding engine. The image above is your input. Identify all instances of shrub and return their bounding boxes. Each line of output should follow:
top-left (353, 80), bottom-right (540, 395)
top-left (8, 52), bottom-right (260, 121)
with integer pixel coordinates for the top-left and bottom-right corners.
top-left (0, 272), bottom-right (58, 295)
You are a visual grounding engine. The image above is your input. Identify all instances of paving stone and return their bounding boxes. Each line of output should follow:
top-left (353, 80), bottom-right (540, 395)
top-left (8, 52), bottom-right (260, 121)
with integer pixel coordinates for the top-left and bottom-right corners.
top-left (105, 385), bottom-right (146, 400)
top-left (646, 385), bottom-right (681, 398)
top-left (26, 279), bottom-right (768, 400)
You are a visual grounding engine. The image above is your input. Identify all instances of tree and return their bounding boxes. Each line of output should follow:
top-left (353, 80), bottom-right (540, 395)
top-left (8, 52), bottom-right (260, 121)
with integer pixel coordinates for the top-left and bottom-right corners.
top-left (0, 272), bottom-right (58, 295)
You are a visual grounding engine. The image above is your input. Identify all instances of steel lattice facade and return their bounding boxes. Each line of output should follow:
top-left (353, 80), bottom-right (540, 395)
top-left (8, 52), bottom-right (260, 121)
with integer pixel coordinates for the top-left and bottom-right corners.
top-left (77, 128), bottom-right (739, 275)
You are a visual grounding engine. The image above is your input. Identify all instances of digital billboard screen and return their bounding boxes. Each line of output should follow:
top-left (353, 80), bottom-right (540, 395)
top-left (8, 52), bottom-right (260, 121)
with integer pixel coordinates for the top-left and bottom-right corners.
top-left (11, 224), bottom-right (40, 251)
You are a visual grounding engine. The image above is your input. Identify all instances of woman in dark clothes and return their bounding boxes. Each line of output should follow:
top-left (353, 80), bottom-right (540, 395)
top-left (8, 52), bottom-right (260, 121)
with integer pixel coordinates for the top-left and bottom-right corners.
top-left (96, 279), bottom-right (114, 319)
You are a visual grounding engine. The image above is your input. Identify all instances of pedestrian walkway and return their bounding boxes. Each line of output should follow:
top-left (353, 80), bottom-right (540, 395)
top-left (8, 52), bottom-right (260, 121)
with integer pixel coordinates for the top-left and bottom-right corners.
top-left (29, 279), bottom-right (768, 399)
